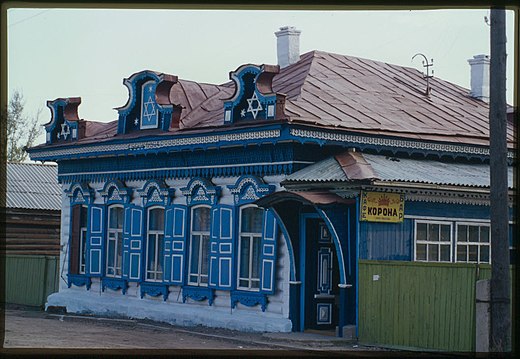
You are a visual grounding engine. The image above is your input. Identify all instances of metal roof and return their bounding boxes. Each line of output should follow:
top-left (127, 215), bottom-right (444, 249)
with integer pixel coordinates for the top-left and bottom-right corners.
top-left (285, 151), bottom-right (514, 189)
top-left (31, 50), bottom-right (515, 152)
top-left (6, 162), bottom-right (61, 211)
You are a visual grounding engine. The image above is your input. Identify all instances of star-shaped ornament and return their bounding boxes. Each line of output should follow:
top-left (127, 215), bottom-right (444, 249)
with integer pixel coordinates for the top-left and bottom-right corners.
top-left (60, 123), bottom-right (70, 140)
top-left (240, 109), bottom-right (246, 118)
top-left (246, 92), bottom-right (262, 119)
top-left (134, 118), bottom-right (139, 126)
top-left (142, 96), bottom-right (157, 124)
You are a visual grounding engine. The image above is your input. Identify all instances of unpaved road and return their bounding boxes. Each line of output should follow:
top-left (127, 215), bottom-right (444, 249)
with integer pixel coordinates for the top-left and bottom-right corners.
top-left (1, 308), bottom-right (380, 355)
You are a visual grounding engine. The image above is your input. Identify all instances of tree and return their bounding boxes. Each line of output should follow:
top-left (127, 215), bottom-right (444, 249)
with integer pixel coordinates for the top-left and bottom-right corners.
top-left (5, 90), bottom-right (41, 162)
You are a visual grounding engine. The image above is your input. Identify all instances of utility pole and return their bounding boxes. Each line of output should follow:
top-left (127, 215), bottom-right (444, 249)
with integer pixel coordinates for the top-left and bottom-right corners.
top-left (489, 7), bottom-right (511, 352)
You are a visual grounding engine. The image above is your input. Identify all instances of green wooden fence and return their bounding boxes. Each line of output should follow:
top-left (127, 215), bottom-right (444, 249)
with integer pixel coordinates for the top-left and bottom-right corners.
top-left (358, 260), bottom-right (505, 351)
top-left (4, 255), bottom-right (59, 308)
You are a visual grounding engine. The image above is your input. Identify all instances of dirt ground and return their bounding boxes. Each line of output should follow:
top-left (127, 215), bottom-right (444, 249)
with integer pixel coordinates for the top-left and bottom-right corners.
top-left (1, 306), bottom-right (388, 356)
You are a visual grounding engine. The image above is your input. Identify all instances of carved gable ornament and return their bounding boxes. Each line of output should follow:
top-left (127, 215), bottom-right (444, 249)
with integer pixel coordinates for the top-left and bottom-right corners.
top-left (44, 97), bottom-right (85, 144)
top-left (223, 64), bottom-right (286, 124)
top-left (66, 182), bottom-right (94, 205)
top-left (116, 70), bottom-right (181, 134)
top-left (227, 175), bottom-right (275, 205)
top-left (137, 179), bottom-right (175, 206)
top-left (99, 180), bottom-right (132, 204)
top-left (181, 178), bottom-right (221, 206)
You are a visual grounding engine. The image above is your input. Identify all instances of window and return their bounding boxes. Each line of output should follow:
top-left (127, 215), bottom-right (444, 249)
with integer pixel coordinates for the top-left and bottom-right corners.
top-left (146, 207), bottom-right (165, 281)
top-left (70, 205), bottom-right (88, 275)
top-left (456, 223), bottom-right (491, 263)
top-left (415, 221), bottom-right (452, 262)
top-left (106, 205), bottom-right (124, 277)
top-left (188, 206), bottom-right (211, 286)
top-left (237, 205), bottom-right (264, 290)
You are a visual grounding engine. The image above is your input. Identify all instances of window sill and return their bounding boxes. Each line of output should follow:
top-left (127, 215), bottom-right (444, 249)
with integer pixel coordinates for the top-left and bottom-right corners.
top-left (67, 274), bottom-right (92, 290)
top-left (182, 286), bottom-right (214, 306)
top-left (231, 291), bottom-right (268, 312)
top-left (140, 282), bottom-right (169, 301)
top-left (102, 277), bottom-right (128, 294)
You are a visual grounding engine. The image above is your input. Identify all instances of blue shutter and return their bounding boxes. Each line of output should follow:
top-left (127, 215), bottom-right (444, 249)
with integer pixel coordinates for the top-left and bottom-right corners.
top-left (86, 204), bottom-right (105, 277)
top-left (122, 204), bottom-right (144, 282)
top-left (260, 209), bottom-right (278, 294)
top-left (208, 205), bottom-right (235, 290)
top-left (164, 205), bottom-right (187, 285)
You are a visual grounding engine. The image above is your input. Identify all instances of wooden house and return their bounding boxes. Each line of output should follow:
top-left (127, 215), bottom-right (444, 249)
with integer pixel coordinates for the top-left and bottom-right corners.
top-left (27, 27), bottom-right (514, 349)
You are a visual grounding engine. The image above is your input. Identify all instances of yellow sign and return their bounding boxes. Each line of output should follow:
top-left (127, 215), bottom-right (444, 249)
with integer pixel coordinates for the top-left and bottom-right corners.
top-left (360, 191), bottom-right (404, 223)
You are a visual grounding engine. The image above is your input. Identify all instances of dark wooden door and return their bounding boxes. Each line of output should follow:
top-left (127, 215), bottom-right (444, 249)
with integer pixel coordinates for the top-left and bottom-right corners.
top-left (303, 217), bottom-right (339, 331)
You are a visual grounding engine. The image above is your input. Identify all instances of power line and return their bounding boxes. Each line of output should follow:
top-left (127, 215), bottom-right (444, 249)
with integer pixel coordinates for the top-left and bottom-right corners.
top-left (9, 10), bottom-right (51, 28)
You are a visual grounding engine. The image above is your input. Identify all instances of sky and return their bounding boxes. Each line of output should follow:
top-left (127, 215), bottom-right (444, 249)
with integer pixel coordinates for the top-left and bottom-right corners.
top-left (6, 7), bottom-right (517, 146)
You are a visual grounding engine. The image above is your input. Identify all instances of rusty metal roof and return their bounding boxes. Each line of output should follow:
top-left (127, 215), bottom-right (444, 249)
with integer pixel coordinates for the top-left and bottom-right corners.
top-left (285, 151), bottom-right (514, 189)
top-left (32, 50), bottom-right (515, 150)
top-left (6, 162), bottom-right (61, 211)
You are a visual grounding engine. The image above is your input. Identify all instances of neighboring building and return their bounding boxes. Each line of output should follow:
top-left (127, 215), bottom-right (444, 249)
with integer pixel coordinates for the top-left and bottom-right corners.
top-left (5, 162), bottom-right (61, 307)
top-left (27, 26), bottom-right (514, 341)
top-left (5, 162), bottom-right (61, 255)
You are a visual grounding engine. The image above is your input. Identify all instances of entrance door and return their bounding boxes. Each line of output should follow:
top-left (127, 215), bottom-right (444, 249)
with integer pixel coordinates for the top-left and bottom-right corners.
top-left (302, 217), bottom-right (339, 331)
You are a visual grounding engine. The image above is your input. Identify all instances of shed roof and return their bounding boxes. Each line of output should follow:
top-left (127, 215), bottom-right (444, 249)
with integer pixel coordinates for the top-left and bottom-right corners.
top-left (32, 50), bottom-right (515, 150)
top-left (6, 162), bottom-right (62, 211)
top-left (285, 151), bottom-right (514, 189)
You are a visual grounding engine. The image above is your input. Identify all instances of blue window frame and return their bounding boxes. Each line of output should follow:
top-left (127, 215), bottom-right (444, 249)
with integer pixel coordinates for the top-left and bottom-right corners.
top-left (146, 206), bottom-right (165, 281)
top-left (188, 205), bottom-right (211, 286)
top-left (106, 205), bottom-right (124, 277)
top-left (237, 205), bottom-right (264, 291)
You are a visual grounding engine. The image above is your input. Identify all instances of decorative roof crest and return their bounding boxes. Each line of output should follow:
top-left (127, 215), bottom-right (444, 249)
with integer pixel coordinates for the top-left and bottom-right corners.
top-left (223, 64), bottom-right (286, 124)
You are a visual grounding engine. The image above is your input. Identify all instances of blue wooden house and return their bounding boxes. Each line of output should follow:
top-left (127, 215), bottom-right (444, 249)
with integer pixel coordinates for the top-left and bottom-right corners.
top-left (28, 27), bottom-right (514, 338)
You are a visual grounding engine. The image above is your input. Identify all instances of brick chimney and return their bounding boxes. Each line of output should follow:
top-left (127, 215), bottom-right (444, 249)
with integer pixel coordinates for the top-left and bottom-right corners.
top-left (275, 26), bottom-right (301, 68)
top-left (468, 54), bottom-right (490, 102)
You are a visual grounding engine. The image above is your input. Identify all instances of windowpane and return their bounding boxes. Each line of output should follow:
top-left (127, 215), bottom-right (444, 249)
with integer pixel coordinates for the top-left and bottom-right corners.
top-left (147, 234), bottom-right (156, 273)
top-left (416, 244), bottom-right (427, 260)
top-left (157, 234), bottom-right (164, 275)
top-left (468, 245), bottom-right (478, 262)
top-left (80, 228), bottom-right (87, 273)
top-left (440, 245), bottom-right (450, 261)
top-left (239, 236), bottom-right (250, 279)
top-left (109, 207), bottom-right (124, 229)
top-left (192, 207), bottom-right (210, 232)
top-left (116, 237), bottom-right (122, 276)
top-left (480, 245), bottom-right (490, 263)
top-left (468, 226), bottom-right (479, 242)
top-left (251, 237), bottom-right (261, 279)
top-left (457, 245), bottom-right (467, 262)
top-left (429, 224), bottom-right (440, 241)
top-left (107, 238), bottom-right (115, 275)
top-left (480, 226), bottom-right (490, 243)
top-left (80, 206), bottom-right (88, 228)
top-left (428, 244), bottom-right (438, 261)
top-left (417, 223), bottom-right (427, 241)
top-left (190, 235), bottom-right (201, 276)
top-left (201, 235), bottom-right (210, 276)
top-left (241, 207), bottom-right (263, 233)
top-left (440, 225), bottom-right (451, 242)
top-left (458, 225), bottom-right (468, 242)
top-left (149, 208), bottom-right (165, 230)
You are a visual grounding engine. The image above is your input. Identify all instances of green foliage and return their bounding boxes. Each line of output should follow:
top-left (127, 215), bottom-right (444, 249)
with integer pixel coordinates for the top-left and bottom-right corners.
top-left (6, 90), bottom-right (41, 163)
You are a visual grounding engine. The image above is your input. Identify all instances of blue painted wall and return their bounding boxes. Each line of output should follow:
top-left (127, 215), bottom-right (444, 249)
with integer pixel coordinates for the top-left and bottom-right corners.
top-left (359, 201), bottom-right (513, 261)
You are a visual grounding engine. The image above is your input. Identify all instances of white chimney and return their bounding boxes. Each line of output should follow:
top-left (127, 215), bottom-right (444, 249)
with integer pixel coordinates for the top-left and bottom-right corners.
top-left (275, 26), bottom-right (301, 68)
top-left (468, 54), bottom-right (490, 102)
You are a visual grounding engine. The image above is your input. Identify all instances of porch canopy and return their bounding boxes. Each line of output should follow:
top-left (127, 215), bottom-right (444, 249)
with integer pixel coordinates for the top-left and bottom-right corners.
top-left (256, 190), bottom-right (355, 287)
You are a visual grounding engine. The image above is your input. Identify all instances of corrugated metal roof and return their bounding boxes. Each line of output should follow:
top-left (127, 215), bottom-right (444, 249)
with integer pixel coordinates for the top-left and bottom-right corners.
top-left (285, 151), bottom-right (514, 189)
top-left (286, 156), bottom-right (348, 182)
top-left (363, 153), bottom-right (514, 188)
top-left (6, 162), bottom-right (62, 211)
